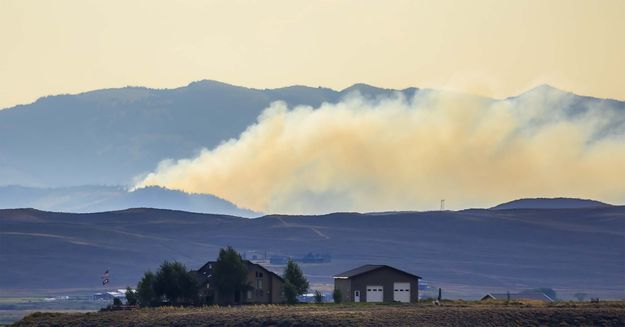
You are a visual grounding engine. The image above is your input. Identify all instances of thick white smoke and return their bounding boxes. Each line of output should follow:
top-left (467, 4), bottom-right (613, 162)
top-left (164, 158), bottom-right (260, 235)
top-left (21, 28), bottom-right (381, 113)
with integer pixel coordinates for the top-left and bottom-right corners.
top-left (135, 87), bottom-right (625, 214)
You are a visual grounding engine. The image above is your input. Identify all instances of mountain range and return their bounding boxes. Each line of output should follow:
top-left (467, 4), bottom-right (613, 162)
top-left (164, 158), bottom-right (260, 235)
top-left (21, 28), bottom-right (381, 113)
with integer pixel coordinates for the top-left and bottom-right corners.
top-left (1, 204), bottom-right (623, 299)
top-left (1, 80), bottom-right (623, 213)
top-left (0, 81), bottom-right (418, 187)
top-left (1, 81), bottom-right (623, 189)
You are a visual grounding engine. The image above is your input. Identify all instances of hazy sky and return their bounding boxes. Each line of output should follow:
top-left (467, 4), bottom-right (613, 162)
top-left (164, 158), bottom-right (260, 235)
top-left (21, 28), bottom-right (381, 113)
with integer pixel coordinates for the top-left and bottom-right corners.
top-left (1, 0), bottom-right (624, 109)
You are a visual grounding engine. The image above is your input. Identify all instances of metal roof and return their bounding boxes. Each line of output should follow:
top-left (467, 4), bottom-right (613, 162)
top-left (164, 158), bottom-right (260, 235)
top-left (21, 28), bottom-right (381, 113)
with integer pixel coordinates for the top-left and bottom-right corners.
top-left (483, 293), bottom-right (554, 302)
top-left (333, 264), bottom-right (421, 279)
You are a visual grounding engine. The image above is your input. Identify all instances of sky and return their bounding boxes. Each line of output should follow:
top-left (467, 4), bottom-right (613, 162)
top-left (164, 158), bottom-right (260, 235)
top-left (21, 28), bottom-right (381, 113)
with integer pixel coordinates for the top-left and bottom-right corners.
top-left (2, 0), bottom-right (624, 213)
top-left (1, 0), bottom-right (624, 109)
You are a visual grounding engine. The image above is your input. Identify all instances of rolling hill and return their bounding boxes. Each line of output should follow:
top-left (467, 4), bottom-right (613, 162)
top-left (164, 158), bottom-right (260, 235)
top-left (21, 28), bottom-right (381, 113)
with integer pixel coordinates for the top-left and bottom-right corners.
top-left (1, 205), bottom-right (623, 299)
top-left (0, 185), bottom-right (258, 217)
top-left (492, 198), bottom-right (611, 210)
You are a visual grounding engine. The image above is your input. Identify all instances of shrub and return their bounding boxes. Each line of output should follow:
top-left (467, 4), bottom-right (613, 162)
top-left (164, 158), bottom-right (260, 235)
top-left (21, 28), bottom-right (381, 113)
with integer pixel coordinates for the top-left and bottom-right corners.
top-left (333, 289), bottom-right (342, 303)
top-left (314, 290), bottom-right (323, 303)
top-left (113, 297), bottom-right (123, 306)
top-left (125, 286), bottom-right (138, 305)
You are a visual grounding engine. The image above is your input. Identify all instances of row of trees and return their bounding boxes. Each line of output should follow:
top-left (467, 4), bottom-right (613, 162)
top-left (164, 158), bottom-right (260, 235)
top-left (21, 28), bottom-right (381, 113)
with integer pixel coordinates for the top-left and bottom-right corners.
top-left (131, 246), bottom-right (310, 307)
top-left (131, 261), bottom-right (198, 306)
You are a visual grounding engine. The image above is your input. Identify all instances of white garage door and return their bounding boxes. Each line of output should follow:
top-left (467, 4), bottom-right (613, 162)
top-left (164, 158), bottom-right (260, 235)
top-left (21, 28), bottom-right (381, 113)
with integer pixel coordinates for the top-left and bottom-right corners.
top-left (393, 282), bottom-right (410, 303)
top-left (366, 285), bottom-right (383, 302)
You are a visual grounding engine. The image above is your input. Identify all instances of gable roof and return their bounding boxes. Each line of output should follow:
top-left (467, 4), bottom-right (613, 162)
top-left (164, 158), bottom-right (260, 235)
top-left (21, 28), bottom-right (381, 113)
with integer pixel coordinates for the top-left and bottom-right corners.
top-left (482, 292), bottom-right (554, 302)
top-left (194, 260), bottom-right (284, 284)
top-left (247, 260), bottom-right (285, 282)
top-left (333, 264), bottom-right (421, 279)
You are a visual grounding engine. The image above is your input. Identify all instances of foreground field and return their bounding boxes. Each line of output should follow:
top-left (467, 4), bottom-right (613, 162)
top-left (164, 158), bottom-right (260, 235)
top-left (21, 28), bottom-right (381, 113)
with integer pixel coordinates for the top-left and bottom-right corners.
top-left (13, 302), bottom-right (625, 327)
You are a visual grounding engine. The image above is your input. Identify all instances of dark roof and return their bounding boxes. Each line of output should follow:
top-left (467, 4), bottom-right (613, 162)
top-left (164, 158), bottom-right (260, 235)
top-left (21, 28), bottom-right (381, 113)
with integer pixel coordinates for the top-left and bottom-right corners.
top-left (194, 260), bottom-right (284, 284)
top-left (482, 293), bottom-right (554, 302)
top-left (247, 260), bottom-right (285, 282)
top-left (333, 264), bottom-right (421, 279)
top-left (197, 261), bottom-right (216, 273)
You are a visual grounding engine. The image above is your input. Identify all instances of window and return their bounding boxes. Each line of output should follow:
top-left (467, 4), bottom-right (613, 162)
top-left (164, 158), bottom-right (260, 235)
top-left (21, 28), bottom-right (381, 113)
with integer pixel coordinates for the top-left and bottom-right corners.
top-left (206, 283), bottom-right (210, 289)
top-left (247, 290), bottom-right (252, 300)
top-left (256, 278), bottom-right (263, 290)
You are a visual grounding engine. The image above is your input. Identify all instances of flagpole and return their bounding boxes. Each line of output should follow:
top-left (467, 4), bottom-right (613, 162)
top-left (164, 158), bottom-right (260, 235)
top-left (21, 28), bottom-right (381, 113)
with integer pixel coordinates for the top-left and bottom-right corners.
top-left (102, 268), bottom-right (110, 293)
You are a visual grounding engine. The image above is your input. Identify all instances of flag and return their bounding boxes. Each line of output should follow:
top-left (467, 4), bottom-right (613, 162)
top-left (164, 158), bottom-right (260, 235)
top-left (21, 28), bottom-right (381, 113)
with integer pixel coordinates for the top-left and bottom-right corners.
top-left (101, 269), bottom-right (110, 286)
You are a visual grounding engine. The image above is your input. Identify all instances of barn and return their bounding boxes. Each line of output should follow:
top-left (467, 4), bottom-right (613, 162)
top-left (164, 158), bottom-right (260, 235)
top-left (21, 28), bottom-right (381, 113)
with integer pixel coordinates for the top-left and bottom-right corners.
top-left (333, 265), bottom-right (421, 303)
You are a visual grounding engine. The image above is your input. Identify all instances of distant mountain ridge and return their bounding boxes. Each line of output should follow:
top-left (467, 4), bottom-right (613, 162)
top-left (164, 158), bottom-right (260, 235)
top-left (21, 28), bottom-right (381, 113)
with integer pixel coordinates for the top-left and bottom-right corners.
top-left (2, 80), bottom-right (623, 187)
top-left (0, 186), bottom-right (614, 216)
top-left (0, 185), bottom-right (258, 217)
top-left (0, 80), bottom-right (418, 187)
top-left (492, 197), bottom-right (611, 210)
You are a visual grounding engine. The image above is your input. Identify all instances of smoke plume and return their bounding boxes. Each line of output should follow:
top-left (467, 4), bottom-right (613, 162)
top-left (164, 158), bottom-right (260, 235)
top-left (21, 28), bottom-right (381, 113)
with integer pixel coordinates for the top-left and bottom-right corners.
top-left (135, 87), bottom-right (625, 214)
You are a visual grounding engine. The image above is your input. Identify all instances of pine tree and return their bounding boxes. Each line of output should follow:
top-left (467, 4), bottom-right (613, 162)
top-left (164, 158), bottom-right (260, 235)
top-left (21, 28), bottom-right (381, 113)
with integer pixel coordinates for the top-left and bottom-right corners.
top-left (136, 271), bottom-right (159, 307)
top-left (213, 246), bottom-right (248, 304)
top-left (283, 258), bottom-right (309, 304)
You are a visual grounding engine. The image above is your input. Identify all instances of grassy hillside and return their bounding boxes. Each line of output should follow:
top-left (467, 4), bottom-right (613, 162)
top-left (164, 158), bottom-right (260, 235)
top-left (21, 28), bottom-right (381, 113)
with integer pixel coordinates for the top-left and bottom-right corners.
top-left (13, 302), bottom-right (625, 327)
top-left (1, 206), bottom-right (623, 299)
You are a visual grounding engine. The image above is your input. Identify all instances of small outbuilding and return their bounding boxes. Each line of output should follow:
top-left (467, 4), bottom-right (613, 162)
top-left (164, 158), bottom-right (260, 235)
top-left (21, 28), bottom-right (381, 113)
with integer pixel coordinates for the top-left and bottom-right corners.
top-left (333, 265), bottom-right (421, 303)
top-left (481, 292), bottom-right (554, 302)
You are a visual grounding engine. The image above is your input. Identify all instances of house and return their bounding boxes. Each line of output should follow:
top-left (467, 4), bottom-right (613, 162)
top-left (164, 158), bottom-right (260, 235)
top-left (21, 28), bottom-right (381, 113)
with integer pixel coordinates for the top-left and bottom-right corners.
top-left (481, 292), bottom-right (554, 302)
top-left (194, 260), bottom-right (285, 304)
top-left (334, 265), bottom-right (421, 303)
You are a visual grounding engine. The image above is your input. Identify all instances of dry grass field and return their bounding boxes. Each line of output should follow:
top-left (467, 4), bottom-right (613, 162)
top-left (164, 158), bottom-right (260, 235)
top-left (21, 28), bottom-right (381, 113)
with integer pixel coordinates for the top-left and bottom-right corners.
top-left (11, 302), bottom-right (625, 327)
